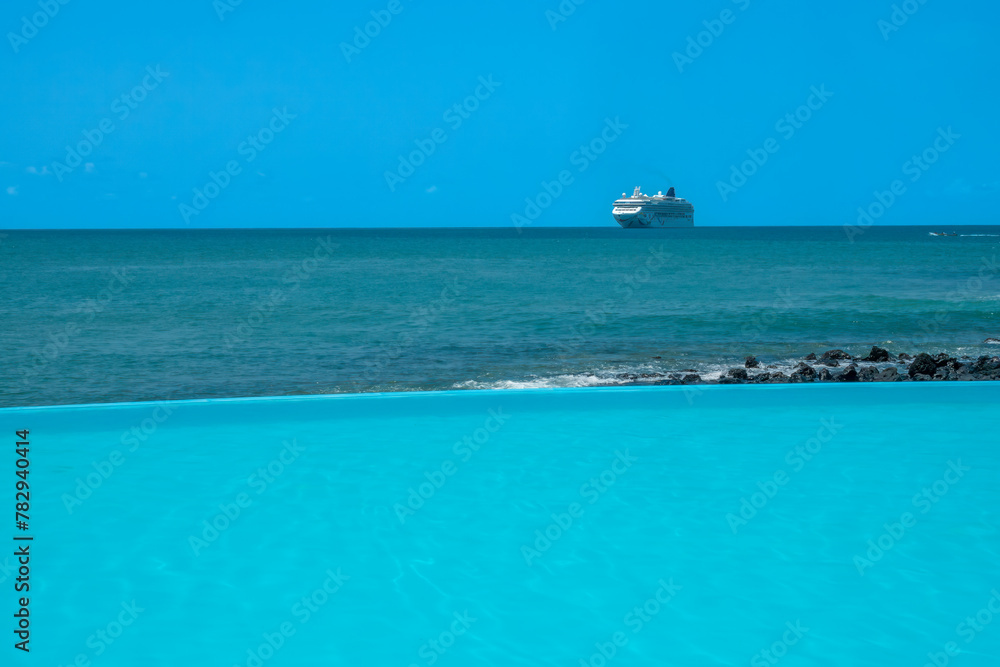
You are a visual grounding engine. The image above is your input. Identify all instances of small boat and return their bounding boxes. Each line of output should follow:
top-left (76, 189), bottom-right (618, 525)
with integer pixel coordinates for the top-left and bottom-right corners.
top-left (928, 232), bottom-right (958, 237)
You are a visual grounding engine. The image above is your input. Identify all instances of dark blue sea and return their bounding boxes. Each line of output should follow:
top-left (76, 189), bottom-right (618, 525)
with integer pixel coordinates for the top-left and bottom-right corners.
top-left (2, 226), bottom-right (998, 407)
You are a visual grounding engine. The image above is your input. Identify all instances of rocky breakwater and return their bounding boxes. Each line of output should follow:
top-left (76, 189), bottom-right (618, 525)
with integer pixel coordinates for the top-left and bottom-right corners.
top-left (618, 347), bottom-right (1000, 386)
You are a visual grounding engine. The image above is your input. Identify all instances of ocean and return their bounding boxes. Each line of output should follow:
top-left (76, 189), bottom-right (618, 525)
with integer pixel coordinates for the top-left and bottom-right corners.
top-left (2, 226), bottom-right (998, 407)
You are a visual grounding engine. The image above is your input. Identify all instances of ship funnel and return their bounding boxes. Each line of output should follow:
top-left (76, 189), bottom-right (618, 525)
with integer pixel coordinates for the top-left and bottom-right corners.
top-left (666, 187), bottom-right (675, 197)
top-left (633, 186), bottom-right (641, 197)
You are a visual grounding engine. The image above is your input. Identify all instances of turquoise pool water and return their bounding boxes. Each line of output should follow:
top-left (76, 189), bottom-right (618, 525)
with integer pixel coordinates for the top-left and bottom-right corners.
top-left (6, 383), bottom-right (1000, 666)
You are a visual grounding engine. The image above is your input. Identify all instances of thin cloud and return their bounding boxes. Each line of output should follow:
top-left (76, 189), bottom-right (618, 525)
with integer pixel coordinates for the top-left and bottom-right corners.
top-left (6, 186), bottom-right (18, 195)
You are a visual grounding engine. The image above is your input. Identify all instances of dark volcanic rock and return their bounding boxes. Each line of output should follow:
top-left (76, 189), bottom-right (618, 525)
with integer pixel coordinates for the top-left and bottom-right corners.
top-left (792, 363), bottom-right (817, 377)
top-left (836, 366), bottom-right (860, 382)
top-left (790, 364), bottom-right (816, 382)
top-left (985, 338), bottom-right (1000, 344)
top-left (908, 353), bottom-right (938, 377)
top-left (861, 346), bottom-right (892, 362)
top-left (972, 356), bottom-right (1000, 375)
top-left (898, 352), bottom-right (913, 361)
top-left (803, 353), bottom-right (817, 361)
top-left (932, 353), bottom-right (955, 367)
top-left (659, 350), bottom-right (1000, 386)
top-left (933, 367), bottom-right (955, 381)
top-left (875, 367), bottom-right (900, 382)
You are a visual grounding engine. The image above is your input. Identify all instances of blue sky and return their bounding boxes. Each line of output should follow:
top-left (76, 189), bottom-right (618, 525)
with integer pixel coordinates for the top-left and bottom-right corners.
top-left (1, 0), bottom-right (997, 228)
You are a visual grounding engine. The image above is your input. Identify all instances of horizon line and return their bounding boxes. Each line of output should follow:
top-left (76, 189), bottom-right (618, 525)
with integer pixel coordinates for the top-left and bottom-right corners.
top-left (3, 223), bottom-right (998, 232)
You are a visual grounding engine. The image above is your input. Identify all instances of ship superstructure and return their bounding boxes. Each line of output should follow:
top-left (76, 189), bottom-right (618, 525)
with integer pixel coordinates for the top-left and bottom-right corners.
top-left (612, 186), bottom-right (694, 228)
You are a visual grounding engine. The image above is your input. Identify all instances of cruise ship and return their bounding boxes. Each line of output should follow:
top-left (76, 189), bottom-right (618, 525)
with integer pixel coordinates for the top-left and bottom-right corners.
top-left (612, 186), bottom-right (694, 228)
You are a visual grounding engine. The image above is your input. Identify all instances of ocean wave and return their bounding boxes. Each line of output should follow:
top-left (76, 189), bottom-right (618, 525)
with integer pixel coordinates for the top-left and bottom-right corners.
top-left (453, 374), bottom-right (629, 391)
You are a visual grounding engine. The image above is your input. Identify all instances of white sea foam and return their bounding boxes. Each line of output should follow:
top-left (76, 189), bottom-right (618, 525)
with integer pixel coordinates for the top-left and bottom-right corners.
top-left (451, 356), bottom-right (926, 391)
top-left (453, 374), bottom-right (626, 391)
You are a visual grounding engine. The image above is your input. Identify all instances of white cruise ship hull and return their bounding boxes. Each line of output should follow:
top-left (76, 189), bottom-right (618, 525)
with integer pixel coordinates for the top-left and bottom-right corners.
top-left (613, 211), bottom-right (694, 228)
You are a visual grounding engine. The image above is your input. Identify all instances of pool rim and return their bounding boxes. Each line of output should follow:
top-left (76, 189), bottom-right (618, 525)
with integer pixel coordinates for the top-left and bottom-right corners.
top-left (2, 380), bottom-right (996, 414)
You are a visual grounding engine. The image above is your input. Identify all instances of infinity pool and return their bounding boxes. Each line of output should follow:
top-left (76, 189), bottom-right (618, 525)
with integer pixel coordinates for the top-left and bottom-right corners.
top-left (6, 383), bottom-right (1000, 666)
